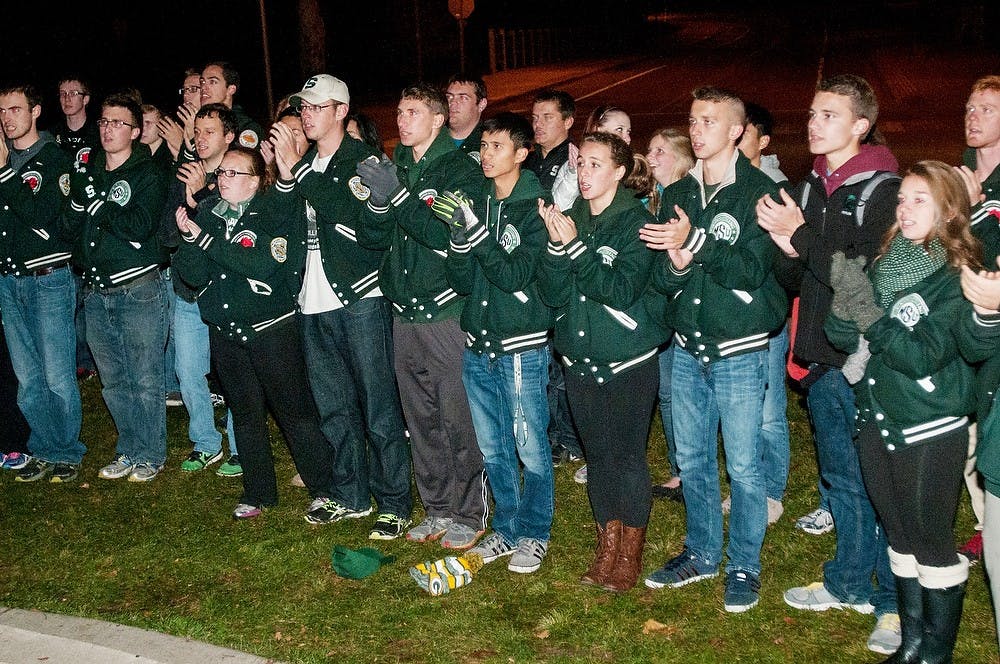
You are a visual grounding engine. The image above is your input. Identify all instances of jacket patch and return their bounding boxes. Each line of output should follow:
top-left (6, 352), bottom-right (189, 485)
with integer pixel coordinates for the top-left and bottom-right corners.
top-left (890, 293), bottom-right (929, 329)
top-left (596, 245), bottom-right (618, 265)
top-left (709, 213), bottom-right (740, 244)
top-left (21, 170), bottom-right (42, 192)
top-left (348, 175), bottom-right (371, 201)
top-left (418, 188), bottom-right (438, 207)
top-left (499, 224), bottom-right (520, 253)
top-left (59, 173), bottom-right (71, 196)
top-left (270, 237), bottom-right (288, 263)
top-left (75, 147), bottom-right (91, 166)
top-left (232, 230), bottom-right (257, 248)
top-left (239, 129), bottom-right (259, 148)
top-left (109, 180), bottom-right (132, 206)
top-left (247, 278), bottom-right (273, 295)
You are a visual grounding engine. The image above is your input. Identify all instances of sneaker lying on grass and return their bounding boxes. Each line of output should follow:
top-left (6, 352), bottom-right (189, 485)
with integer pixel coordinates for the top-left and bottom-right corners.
top-left (573, 464), bottom-right (588, 484)
top-left (216, 455), bottom-right (242, 477)
top-left (795, 507), bottom-right (834, 535)
top-left (783, 581), bottom-right (874, 613)
top-left (1, 452), bottom-right (31, 470)
top-left (645, 547), bottom-right (719, 589)
top-left (406, 516), bottom-right (453, 543)
top-left (468, 532), bottom-right (516, 563)
top-left (369, 513), bottom-right (411, 540)
top-left (180, 449), bottom-right (223, 472)
top-left (867, 612), bottom-right (901, 655)
top-left (508, 538), bottom-right (548, 574)
top-left (15, 458), bottom-right (54, 482)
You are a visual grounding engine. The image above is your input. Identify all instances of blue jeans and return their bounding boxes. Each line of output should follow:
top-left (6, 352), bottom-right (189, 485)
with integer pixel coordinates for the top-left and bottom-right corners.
top-left (0, 269), bottom-right (84, 464)
top-left (84, 275), bottom-right (168, 466)
top-left (673, 346), bottom-right (767, 575)
top-left (762, 324), bottom-right (790, 500)
top-left (300, 298), bottom-right (411, 517)
top-left (172, 297), bottom-right (224, 455)
top-left (162, 272), bottom-right (179, 393)
top-left (464, 346), bottom-right (553, 543)
top-left (807, 369), bottom-right (895, 614)
top-left (546, 346), bottom-right (582, 457)
top-left (657, 345), bottom-right (678, 477)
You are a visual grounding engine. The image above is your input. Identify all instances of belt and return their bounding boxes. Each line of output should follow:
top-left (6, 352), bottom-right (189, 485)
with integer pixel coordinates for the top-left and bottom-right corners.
top-left (29, 263), bottom-right (70, 278)
top-left (86, 270), bottom-right (160, 295)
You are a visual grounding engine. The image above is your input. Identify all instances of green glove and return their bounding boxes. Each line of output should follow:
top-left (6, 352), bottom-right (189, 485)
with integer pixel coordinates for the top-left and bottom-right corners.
top-left (829, 252), bottom-right (883, 333)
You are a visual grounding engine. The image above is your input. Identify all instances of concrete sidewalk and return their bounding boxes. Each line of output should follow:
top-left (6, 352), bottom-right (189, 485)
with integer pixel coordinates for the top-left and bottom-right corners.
top-left (0, 607), bottom-right (281, 664)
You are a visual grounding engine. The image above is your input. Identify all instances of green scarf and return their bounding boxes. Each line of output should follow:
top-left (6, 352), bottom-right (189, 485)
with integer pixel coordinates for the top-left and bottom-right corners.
top-left (871, 234), bottom-right (946, 308)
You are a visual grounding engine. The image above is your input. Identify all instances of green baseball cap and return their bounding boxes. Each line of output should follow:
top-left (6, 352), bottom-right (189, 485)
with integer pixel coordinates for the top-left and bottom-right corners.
top-left (331, 545), bottom-right (394, 580)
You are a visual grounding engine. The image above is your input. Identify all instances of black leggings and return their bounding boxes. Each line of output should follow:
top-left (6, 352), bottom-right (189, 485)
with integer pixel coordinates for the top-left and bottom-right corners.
top-left (566, 359), bottom-right (659, 528)
top-left (857, 422), bottom-right (966, 567)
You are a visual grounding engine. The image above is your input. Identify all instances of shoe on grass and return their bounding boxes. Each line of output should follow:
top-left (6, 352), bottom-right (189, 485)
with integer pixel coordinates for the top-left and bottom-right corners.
top-left (574, 464), bottom-right (588, 484)
top-left (508, 538), bottom-right (548, 574)
top-left (15, 458), bottom-right (54, 482)
top-left (98, 454), bottom-right (136, 480)
top-left (215, 455), bottom-right (242, 477)
top-left (645, 548), bottom-right (719, 589)
top-left (128, 463), bottom-right (162, 483)
top-left (369, 513), bottom-right (411, 540)
top-left (468, 532), bottom-right (517, 563)
top-left (795, 507), bottom-right (834, 535)
top-left (50, 462), bottom-right (80, 483)
top-left (767, 497), bottom-right (784, 525)
top-left (233, 503), bottom-right (262, 519)
top-left (180, 449), bottom-right (223, 472)
top-left (724, 570), bottom-right (761, 613)
top-left (958, 531), bottom-right (983, 565)
top-left (165, 390), bottom-right (184, 407)
top-left (651, 482), bottom-right (684, 503)
top-left (867, 612), bottom-right (902, 655)
top-left (783, 581), bottom-right (874, 614)
top-left (406, 516), bottom-right (453, 543)
top-left (304, 498), bottom-right (373, 524)
top-left (1, 452), bottom-right (31, 470)
top-left (441, 521), bottom-right (484, 550)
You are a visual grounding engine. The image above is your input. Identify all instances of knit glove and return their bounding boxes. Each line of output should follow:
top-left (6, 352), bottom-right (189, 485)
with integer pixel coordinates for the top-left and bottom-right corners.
top-left (356, 157), bottom-right (401, 206)
top-left (431, 190), bottom-right (480, 245)
top-left (829, 251), bottom-right (883, 333)
top-left (841, 335), bottom-right (871, 385)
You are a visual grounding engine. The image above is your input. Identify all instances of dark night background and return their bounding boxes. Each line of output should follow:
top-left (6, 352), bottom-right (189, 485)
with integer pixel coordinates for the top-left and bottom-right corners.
top-left (2, 1), bottom-right (996, 129)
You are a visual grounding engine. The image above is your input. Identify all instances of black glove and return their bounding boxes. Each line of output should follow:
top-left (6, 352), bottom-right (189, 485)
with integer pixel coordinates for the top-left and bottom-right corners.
top-left (356, 157), bottom-right (400, 206)
top-left (830, 252), bottom-right (883, 333)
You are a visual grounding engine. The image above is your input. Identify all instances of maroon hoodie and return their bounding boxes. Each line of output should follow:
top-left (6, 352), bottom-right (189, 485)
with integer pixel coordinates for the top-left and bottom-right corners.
top-left (814, 145), bottom-right (899, 197)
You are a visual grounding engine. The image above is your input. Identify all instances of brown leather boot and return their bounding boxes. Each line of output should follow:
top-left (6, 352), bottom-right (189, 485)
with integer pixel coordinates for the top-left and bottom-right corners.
top-left (602, 524), bottom-right (646, 592)
top-left (580, 520), bottom-right (622, 586)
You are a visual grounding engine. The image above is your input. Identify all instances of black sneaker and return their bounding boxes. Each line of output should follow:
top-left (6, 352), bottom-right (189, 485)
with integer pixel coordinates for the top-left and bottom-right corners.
top-left (50, 462), bottom-right (80, 483)
top-left (15, 458), bottom-right (54, 482)
top-left (369, 513), bottom-right (412, 540)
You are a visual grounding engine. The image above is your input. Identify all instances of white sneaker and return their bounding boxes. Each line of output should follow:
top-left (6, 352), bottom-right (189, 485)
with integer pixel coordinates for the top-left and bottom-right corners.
top-left (508, 538), bottom-right (548, 574)
top-left (573, 464), bottom-right (588, 484)
top-left (784, 582), bottom-right (874, 614)
top-left (767, 497), bottom-right (784, 525)
top-left (795, 507), bottom-right (834, 535)
top-left (867, 613), bottom-right (902, 655)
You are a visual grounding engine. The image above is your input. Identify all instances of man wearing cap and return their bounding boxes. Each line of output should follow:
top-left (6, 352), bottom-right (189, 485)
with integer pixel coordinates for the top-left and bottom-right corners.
top-left (270, 75), bottom-right (412, 539)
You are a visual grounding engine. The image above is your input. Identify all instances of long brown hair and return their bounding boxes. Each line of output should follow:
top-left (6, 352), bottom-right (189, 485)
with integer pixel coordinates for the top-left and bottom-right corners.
top-left (878, 160), bottom-right (981, 269)
top-left (578, 132), bottom-right (653, 194)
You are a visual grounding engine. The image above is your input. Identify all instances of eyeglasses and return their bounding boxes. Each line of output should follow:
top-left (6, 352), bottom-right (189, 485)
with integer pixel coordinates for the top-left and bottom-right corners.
top-left (214, 168), bottom-right (255, 178)
top-left (59, 91), bottom-right (85, 99)
top-left (97, 118), bottom-right (136, 129)
top-left (298, 102), bottom-right (335, 114)
top-left (178, 85), bottom-right (201, 95)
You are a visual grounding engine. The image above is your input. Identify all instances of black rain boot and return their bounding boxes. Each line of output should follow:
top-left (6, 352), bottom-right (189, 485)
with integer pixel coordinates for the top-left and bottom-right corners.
top-left (916, 556), bottom-right (969, 664)
top-left (883, 547), bottom-right (922, 664)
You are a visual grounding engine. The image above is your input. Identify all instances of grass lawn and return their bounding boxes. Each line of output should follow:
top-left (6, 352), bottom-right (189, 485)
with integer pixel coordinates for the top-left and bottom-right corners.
top-left (0, 378), bottom-right (996, 663)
